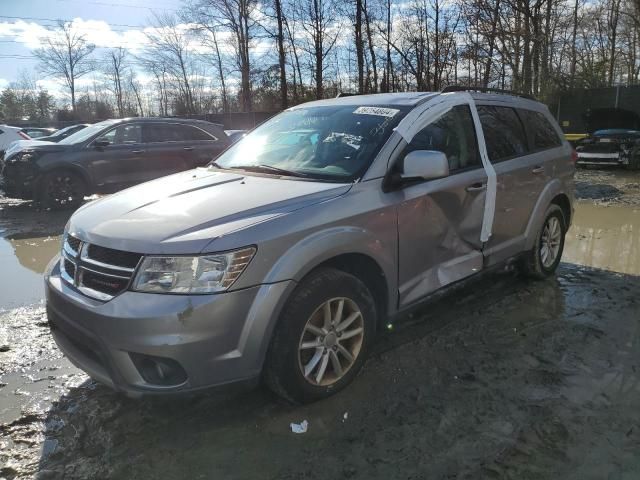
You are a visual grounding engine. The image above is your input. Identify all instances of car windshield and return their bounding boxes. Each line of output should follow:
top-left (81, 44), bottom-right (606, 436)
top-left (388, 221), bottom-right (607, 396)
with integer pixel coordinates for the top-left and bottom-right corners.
top-left (59, 120), bottom-right (118, 145)
top-left (49, 125), bottom-right (79, 138)
top-left (213, 105), bottom-right (409, 181)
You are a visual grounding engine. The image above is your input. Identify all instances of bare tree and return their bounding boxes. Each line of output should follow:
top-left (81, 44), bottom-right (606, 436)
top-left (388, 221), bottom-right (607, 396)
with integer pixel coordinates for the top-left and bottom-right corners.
top-left (294, 0), bottom-right (340, 99)
top-left (103, 47), bottom-right (128, 117)
top-left (33, 20), bottom-right (95, 112)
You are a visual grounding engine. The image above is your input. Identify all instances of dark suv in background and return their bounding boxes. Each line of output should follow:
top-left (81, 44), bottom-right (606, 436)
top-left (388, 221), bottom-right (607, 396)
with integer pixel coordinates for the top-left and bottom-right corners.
top-left (0, 118), bottom-right (229, 208)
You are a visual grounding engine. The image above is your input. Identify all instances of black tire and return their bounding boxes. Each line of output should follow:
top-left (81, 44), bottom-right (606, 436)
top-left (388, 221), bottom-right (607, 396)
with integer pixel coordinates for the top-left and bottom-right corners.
top-left (520, 204), bottom-right (566, 279)
top-left (263, 268), bottom-right (377, 404)
top-left (38, 170), bottom-right (87, 210)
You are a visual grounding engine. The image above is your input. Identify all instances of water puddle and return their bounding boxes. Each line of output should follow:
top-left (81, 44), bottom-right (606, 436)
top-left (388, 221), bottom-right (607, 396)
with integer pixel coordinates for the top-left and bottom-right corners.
top-left (564, 203), bottom-right (640, 274)
top-left (0, 234), bottom-right (61, 309)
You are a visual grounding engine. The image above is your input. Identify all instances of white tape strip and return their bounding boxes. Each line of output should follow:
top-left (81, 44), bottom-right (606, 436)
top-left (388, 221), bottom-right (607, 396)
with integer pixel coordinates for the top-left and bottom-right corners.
top-left (393, 92), bottom-right (496, 243)
top-left (468, 99), bottom-right (496, 243)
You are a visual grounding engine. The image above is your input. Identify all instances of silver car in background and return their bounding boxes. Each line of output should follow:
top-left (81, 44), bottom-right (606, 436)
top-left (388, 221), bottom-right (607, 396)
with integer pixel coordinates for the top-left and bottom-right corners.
top-left (45, 89), bottom-right (574, 403)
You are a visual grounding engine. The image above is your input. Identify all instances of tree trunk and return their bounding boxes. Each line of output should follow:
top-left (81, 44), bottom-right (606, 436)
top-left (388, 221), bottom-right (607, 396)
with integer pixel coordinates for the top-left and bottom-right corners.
top-left (275, 0), bottom-right (288, 109)
top-left (355, 0), bottom-right (364, 93)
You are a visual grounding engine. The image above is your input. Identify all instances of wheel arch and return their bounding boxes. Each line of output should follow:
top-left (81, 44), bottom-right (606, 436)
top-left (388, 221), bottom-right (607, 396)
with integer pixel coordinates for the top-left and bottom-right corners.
top-left (37, 163), bottom-right (93, 192)
top-left (309, 253), bottom-right (389, 328)
top-left (261, 226), bottom-right (397, 321)
top-left (523, 179), bottom-right (572, 250)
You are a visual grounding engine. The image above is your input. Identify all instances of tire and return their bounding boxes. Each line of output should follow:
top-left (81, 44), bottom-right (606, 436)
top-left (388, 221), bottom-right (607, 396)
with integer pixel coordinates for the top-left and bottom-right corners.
top-left (38, 170), bottom-right (87, 210)
top-left (520, 204), bottom-right (566, 279)
top-left (263, 268), bottom-right (377, 404)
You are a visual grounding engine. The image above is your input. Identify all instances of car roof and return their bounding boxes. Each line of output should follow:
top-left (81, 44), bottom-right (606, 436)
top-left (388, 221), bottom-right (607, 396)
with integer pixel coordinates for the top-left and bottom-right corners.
top-left (291, 91), bottom-right (543, 109)
top-left (0, 125), bottom-right (25, 132)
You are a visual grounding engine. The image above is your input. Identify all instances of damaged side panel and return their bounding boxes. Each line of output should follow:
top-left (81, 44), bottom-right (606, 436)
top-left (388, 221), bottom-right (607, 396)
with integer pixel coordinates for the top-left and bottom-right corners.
top-left (396, 168), bottom-right (487, 307)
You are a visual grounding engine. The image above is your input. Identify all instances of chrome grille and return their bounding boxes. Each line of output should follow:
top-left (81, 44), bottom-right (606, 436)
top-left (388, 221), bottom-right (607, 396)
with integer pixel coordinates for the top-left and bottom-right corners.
top-left (60, 234), bottom-right (143, 301)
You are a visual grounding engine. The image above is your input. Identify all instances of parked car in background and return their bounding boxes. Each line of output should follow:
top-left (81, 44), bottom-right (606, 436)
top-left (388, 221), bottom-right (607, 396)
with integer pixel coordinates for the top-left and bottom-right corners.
top-left (38, 124), bottom-right (90, 143)
top-left (1, 118), bottom-right (230, 208)
top-left (575, 129), bottom-right (640, 169)
top-left (20, 127), bottom-right (57, 139)
top-left (0, 125), bottom-right (31, 155)
top-left (46, 89), bottom-right (574, 403)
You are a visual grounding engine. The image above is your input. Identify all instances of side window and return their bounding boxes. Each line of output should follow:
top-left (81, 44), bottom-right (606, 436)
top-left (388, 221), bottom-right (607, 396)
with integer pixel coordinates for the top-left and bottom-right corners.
top-left (143, 124), bottom-right (176, 143)
top-left (477, 105), bottom-right (529, 162)
top-left (98, 124), bottom-right (141, 145)
top-left (402, 104), bottom-right (480, 172)
top-left (143, 124), bottom-right (212, 143)
top-left (518, 109), bottom-right (562, 150)
top-left (178, 125), bottom-right (216, 141)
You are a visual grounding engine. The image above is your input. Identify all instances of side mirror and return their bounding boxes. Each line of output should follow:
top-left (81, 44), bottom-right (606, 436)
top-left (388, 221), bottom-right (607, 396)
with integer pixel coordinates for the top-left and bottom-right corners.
top-left (94, 138), bottom-right (110, 148)
top-left (400, 150), bottom-right (449, 180)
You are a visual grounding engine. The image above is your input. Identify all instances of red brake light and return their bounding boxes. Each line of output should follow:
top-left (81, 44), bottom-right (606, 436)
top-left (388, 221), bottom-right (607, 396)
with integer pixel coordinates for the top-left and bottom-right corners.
top-left (571, 150), bottom-right (578, 164)
top-left (18, 131), bottom-right (30, 140)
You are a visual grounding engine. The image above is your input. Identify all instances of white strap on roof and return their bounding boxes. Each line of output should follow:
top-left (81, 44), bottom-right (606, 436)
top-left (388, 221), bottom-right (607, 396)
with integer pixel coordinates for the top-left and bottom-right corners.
top-left (393, 92), bottom-right (496, 243)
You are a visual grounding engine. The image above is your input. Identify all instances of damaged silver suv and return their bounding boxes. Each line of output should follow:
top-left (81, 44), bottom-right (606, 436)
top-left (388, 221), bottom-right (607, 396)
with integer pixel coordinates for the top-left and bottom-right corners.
top-left (45, 88), bottom-right (574, 403)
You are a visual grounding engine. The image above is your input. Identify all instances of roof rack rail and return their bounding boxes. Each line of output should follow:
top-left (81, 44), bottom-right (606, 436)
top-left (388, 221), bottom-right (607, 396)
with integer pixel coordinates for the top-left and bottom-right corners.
top-left (441, 85), bottom-right (536, 101)
top-left (336, 92), bottom-right (359, 98)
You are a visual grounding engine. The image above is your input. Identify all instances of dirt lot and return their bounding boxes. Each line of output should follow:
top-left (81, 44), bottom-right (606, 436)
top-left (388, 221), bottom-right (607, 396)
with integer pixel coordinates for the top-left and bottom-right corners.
top-left (1, 168), bottom-right (639, 480)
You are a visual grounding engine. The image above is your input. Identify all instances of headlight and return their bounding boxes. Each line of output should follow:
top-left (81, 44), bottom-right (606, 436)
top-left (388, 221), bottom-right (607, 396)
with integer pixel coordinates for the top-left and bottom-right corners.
top-left (132, 247), bottom-right (256, 294)
top-left (7, 151), bottom-right (36, 163)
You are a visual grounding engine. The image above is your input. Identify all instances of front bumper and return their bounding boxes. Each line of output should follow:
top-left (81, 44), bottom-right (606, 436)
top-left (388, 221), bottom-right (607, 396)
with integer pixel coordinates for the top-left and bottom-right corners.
top-left (576, 151), bottom-right (625, 166)
top-left (0, 159), bottom-right (38, 199)
top-left (45, 257), bottom-right (292, 395)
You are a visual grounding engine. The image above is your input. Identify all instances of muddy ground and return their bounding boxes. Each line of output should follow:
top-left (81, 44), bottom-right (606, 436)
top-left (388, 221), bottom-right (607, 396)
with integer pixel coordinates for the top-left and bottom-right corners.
top-left (1, 168), bottom-right (639, 479)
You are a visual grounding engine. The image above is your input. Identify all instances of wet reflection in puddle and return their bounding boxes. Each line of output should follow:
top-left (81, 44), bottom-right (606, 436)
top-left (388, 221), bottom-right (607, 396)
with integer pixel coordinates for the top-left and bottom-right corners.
top-left (0, 234), bottom-right (61, 309)
top-left (564, 203), bottom-right (640, 274)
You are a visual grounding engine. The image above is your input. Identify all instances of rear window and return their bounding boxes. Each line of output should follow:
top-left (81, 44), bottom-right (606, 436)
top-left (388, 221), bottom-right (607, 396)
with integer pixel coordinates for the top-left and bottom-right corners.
top-left (477, 105), bottom-right (529, 162)
top-left (178, 125), bottom-right (216, 141)
top-left (518, 109), bottom-right (562, 150)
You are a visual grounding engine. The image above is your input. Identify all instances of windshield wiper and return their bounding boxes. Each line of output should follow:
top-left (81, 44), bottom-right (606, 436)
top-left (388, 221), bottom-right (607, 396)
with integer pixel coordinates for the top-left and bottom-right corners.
top-left (228, 164), bottom-right (309, 178)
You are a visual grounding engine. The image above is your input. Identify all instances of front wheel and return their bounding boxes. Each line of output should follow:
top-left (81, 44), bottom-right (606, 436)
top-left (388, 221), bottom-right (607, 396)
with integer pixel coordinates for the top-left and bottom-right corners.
top-left (520, 204), bottom-right (566, 279)
top-left (263, 268), bottom-right (377, 404)
top-left (38, 170), bottom-right (87, 210)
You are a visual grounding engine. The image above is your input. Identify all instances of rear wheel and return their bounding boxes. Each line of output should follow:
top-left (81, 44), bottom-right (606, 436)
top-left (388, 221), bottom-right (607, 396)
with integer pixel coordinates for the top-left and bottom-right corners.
top-left (38, 170), bottom-right (87, 209)
top-left (264, 268), bottom-right (376, 404)
top-left (520, 204), bottom-right (566, 279)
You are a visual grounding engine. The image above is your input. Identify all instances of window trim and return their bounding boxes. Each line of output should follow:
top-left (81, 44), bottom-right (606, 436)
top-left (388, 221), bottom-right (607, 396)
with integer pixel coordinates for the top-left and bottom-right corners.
top-left (476, 104), bottom-right (531, 164)
top-left (142, 122), bottom-right (218, 145)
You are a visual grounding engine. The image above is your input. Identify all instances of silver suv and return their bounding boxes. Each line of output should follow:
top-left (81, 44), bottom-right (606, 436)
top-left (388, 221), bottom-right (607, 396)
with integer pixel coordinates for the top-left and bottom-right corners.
top-left (45, 89), bottom-right (574, 403)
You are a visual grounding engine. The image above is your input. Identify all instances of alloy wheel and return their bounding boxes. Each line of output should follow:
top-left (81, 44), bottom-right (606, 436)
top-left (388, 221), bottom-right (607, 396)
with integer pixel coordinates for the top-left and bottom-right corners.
top-left (540, 216), bottom-right (562, 268)
top-left (297, 297), bottom-right (364, 386)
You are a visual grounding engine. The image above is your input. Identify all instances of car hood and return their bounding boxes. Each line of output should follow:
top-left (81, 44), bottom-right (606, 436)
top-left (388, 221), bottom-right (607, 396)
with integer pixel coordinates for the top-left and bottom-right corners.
top-left (4, 139), bottom-right (70, 158)
top-left (69, 168), bottom-right (352, 254)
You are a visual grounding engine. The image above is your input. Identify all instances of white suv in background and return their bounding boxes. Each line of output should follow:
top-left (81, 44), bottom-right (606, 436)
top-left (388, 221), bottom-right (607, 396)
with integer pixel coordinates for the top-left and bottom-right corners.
top-left (0, 125), bottom-right (31, 155)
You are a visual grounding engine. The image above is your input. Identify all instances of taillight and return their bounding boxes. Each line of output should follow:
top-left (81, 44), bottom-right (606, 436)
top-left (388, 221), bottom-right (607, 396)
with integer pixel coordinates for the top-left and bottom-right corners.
top-left (18, 131), bottom-right (30, 140)
top-left (571, 150), bottom-right (578, 164)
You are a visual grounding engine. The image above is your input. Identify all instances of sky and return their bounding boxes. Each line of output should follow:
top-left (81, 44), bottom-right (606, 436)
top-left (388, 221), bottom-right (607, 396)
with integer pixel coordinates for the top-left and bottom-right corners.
top-left (0, 0), bottom-right (183, 92)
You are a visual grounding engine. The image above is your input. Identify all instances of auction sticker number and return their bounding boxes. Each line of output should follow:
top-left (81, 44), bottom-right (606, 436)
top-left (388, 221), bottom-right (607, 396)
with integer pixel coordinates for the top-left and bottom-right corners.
top-left (353, 106), bottom-right (400, 118)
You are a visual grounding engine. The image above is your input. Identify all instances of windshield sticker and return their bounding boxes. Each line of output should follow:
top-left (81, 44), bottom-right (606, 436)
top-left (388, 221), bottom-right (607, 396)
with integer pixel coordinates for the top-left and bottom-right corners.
top-left (353, 106), bottom-right (400, 118)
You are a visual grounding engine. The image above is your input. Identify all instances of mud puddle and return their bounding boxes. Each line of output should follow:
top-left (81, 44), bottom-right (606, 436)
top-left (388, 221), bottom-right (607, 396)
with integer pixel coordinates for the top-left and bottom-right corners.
top-left (0, 235), bottom-right (61, 310)
top-left (564, 203), bottom-right (640, 274)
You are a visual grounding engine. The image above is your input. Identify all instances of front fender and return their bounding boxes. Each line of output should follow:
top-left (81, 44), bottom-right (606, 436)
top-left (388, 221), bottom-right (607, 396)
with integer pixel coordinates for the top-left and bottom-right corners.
top-left (263, 225), bottom-right (397, 308)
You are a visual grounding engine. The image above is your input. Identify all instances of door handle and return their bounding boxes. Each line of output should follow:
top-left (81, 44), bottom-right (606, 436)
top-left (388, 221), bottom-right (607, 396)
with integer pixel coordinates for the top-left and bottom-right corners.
top-left (183, 146), bottom-right (194, 151)
top-left (465, 182), bottom-right (487, 192)
top-left (531, 166), bottom-right (545, 174)
top-left (131, 149), bottom-right (146, 154)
